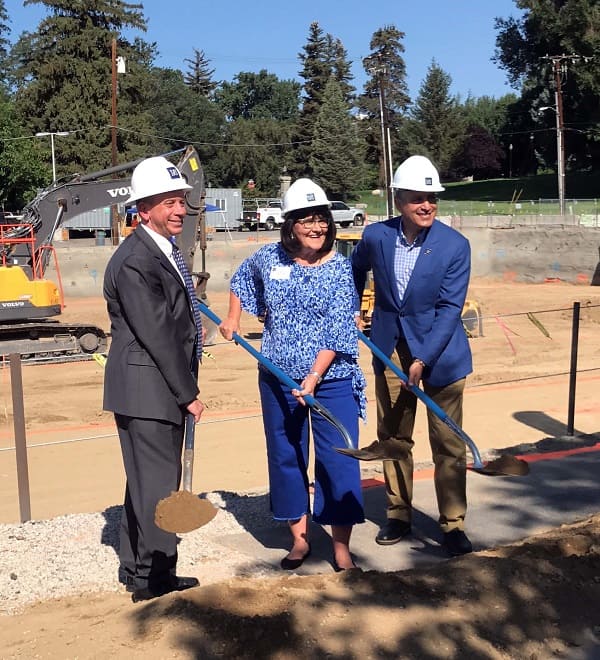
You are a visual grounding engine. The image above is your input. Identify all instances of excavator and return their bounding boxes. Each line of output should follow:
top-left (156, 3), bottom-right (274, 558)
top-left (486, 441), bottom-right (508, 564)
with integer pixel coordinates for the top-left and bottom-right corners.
top-left (0, 145), bottom-right (213, 364)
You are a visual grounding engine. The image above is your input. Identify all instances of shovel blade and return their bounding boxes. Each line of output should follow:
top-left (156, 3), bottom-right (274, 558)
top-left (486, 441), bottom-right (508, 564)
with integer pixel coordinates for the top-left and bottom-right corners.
top-left (155, 490), bottom-right (218, 533)
top-left (335, 440), bottom-right (408, 461)
top-left (470, 455), bottom-right (530, 477)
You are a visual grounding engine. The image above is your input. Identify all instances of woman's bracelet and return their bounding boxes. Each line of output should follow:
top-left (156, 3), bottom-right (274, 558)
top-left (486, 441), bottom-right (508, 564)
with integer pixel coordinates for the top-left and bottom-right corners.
top-left (307, 370), bottom-right (323, 383)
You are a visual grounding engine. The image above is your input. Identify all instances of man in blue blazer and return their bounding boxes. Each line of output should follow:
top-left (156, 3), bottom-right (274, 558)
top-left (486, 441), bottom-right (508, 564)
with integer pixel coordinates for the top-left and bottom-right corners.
top-left (104, 156), bottom-right (205, 601)
top-left (352, 155), bottom-right (473, 557)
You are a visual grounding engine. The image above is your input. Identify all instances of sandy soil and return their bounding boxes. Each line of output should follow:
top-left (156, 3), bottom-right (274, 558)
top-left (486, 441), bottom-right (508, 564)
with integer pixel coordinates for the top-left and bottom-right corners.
top-left (1, 279), bottom-right (599, 658)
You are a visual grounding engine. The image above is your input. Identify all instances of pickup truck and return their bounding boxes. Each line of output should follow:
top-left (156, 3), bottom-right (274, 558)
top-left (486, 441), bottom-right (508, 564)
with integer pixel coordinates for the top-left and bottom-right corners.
top-left (238, 199), bottom-right (283, 231)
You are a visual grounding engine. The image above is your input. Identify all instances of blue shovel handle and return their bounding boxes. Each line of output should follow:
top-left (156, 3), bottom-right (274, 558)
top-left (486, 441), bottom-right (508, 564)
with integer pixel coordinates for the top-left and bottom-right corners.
top-left (199, 302), bottom-right (355, 449)
top-left (357, 330), bottom-right (485, 470)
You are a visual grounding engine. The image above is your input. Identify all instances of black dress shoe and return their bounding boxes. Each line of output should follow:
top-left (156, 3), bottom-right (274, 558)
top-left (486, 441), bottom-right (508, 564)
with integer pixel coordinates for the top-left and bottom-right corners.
top-left (280, 544), bottom-right (311, 570)
top-left (443, 529), bottom-right (473, 556)
top-left (375, 519), bottom-right (411, 545)
top-left (131, 576), bottom-right (199, 603)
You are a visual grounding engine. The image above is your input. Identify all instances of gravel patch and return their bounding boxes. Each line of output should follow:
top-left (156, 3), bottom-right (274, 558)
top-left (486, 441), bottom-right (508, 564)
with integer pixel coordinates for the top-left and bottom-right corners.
top-left (0, 487), bottom-right (282, 615)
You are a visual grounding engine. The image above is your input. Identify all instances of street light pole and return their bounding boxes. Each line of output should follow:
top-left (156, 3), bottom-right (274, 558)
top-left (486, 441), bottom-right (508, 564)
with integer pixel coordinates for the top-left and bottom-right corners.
top-left (35, 131), bottom-right (70, 184)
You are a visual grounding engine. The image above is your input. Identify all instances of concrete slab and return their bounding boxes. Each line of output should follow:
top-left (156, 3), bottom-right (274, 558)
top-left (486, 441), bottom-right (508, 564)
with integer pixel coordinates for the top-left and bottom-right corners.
top-left (208, 445), bottom-right (600, 576)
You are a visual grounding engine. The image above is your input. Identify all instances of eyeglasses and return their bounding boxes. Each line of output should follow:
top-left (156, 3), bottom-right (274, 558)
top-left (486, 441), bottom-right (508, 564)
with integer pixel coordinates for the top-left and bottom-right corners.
top-left (294, 212), bottom-right (329, 228)
top-left (402, 194), bottom-right (439, 205)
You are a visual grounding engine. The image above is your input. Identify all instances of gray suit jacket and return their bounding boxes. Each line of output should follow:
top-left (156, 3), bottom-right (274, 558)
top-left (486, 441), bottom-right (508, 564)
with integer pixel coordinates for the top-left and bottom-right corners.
top-left (103, 227), bottom-right (199, 425)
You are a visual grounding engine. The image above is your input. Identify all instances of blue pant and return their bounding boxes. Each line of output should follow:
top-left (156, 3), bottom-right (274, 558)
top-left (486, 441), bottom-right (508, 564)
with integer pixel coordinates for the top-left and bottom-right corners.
top-left (258, 370), bottom-right (364, 526)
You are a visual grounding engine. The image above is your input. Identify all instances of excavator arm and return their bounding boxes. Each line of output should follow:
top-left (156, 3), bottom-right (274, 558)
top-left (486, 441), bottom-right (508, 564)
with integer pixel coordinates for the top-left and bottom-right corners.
top-left (0, 145), bottom-right (209, 362)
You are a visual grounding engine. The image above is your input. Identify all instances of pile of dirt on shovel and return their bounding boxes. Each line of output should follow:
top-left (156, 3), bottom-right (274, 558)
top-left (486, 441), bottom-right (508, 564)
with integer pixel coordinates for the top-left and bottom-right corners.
top-left (2, 513), bottom-right (599, 659)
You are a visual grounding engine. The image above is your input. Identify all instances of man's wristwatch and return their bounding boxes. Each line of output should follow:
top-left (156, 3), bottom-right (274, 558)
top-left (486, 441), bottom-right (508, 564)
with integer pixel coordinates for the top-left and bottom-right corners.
top-left (412, 358), bottom-right (426, 369)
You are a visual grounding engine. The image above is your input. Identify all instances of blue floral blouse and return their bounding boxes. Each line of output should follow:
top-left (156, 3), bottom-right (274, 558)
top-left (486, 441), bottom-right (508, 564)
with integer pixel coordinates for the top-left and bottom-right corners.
top-left (231, 242), bottom-right (367, 418)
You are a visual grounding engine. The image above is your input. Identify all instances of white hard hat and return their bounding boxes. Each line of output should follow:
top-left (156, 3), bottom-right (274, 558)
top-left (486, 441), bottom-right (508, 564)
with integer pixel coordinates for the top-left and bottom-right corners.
top-left (391, 155), bottom-right (445, 192)
top-left (126, 156), bottom-right (193, 204)
top-left (281, 178), bottom-right (331, 217)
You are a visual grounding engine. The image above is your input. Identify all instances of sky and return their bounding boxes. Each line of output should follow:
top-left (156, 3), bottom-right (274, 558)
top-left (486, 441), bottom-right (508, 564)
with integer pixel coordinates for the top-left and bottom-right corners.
top-left (6, 0), bottom-right (524, 100)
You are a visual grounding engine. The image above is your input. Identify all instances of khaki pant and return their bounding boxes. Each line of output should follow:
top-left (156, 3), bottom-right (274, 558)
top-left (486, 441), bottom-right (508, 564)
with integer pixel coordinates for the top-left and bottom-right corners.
top-left (375, 341), bottom-right (467, 532)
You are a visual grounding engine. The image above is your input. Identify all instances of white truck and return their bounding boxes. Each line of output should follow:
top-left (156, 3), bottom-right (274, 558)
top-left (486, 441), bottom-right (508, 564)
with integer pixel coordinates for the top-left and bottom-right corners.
top-left (237, 198), bottom-right (283, 231)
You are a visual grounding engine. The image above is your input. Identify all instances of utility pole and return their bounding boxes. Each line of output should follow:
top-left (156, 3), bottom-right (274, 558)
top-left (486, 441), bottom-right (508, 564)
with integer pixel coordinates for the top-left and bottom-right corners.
top-left (541, 54), bottom-right (592, 215)
top-left (372, 60), bottom-right (394, 219)
top-left (110, 37), bottom-right (119, 245)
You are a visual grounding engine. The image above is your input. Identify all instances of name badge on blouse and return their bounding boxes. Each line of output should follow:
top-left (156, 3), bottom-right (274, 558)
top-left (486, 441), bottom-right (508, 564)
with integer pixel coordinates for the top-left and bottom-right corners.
top-left (270, 265), bottom-right (291, 280)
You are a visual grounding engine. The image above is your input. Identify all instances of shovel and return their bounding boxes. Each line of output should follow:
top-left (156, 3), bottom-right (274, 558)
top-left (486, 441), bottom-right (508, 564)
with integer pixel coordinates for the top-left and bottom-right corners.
top-left (155, 407), bottom-right (218, 534)
top-left (198, 302), bottom-right (355, 450)
top-left (336, 330), bottom-right (529, 477)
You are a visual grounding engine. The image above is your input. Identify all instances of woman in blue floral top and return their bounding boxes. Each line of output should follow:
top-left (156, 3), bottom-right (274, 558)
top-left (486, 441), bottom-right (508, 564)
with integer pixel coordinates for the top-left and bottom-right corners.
top-left (220, 178), bottom-right (366, 572)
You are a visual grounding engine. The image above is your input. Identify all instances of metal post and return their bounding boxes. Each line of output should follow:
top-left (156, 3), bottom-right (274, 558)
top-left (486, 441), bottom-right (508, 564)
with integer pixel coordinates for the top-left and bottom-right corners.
top-left (9, 354), bottom-right (31, 522)
top-left (567, 301), bottom-right (580, 436)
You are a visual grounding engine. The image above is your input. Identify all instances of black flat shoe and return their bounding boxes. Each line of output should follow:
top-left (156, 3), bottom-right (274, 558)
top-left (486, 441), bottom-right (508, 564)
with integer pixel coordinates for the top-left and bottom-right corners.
top-left (332, 558), bottom-right (362, 573)
top-left (375, 519), bottom-right (412, 545)
top-left (280, 544), bottom-right (311, 570)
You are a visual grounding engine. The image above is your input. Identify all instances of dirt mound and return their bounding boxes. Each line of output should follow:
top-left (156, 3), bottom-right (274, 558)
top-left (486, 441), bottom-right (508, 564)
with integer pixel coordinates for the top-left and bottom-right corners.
top-left (3, 513), bottom-right (599, 659)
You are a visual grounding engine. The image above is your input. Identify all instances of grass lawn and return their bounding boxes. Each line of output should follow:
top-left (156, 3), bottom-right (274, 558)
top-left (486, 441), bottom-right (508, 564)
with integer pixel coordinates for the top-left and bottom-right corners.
top-left (357, 171), bottom-right (600, 217)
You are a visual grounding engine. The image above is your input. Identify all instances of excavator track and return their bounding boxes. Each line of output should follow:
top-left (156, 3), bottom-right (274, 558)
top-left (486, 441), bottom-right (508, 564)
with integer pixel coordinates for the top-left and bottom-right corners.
top-left (0, 321), bottom-right (108, 366)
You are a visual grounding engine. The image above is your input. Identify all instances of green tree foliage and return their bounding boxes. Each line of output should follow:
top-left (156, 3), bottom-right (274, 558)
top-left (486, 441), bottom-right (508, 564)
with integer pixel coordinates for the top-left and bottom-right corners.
top-left (215, 70), bottom-right (301, 121)
top-left (294, 21), bottom-right (355, 177)
top-left (11, 0), bottom-right (156, 177)
top-left (144, 67), bottom-right (225, 184)
top-left (184, 48), bottom-right (217, 97)
top-left (494, 0), bottom-right (600, 169)
top-left (309, 77), bottom-right (364, 199)
top-left (212, 118), bottom-right (295, 195)
top-left (460, 94), bottom-right (518, 140)
top-left (404, 60), bottom-right (464, 175)
top-left (358, 25), bottom-right (411, 187)
top-left (0, 94), bottom-right (47, 209)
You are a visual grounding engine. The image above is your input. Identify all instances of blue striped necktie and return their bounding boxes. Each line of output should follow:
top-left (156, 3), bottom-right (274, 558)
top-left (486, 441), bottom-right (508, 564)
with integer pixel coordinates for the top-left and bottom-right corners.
top-left (172, 242), bottom-right (203, 360)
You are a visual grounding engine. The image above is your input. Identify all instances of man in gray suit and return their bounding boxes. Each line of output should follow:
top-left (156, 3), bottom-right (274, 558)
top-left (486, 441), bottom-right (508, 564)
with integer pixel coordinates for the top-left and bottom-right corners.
top-left (104, 156), bottom-right (205, 602)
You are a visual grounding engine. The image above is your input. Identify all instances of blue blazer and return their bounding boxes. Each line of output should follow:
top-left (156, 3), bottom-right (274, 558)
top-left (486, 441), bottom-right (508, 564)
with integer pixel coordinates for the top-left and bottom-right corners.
top-left (352, 217), bottom-right (472, 387)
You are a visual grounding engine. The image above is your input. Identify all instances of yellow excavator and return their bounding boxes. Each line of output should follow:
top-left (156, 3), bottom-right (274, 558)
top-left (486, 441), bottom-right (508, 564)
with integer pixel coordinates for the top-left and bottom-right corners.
top-left (335, 231), bottom-right (482, 337)
top-left (0, 145), bottom-right (213, 363)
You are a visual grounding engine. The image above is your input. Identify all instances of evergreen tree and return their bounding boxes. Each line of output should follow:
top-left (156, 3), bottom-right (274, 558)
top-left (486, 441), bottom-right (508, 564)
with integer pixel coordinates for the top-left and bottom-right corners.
top-left (404, 60), bottom-right (464, 175)
top-left (0, 0), bottom-right (9, 86)
top-left (358, 25), bottom-right (411, 187)
top-left (309, 77), bottom-right (364, 199)
top-left (183, 48), bottom-right (217, 97)
top-left (11, 0), bottom-right (156, 176)
top-left (294, 21), bottom-right (354, 177)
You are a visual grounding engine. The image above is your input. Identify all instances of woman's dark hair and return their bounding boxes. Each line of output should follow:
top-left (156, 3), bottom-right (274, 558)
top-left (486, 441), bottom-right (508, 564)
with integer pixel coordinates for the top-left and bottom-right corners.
top-left (280, 206), bottom-right (336, 257)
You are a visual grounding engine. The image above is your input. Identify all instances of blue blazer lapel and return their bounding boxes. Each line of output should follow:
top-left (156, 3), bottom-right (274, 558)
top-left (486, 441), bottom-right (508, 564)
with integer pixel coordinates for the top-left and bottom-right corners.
top-left (379, 218), bottom-right (403, 309)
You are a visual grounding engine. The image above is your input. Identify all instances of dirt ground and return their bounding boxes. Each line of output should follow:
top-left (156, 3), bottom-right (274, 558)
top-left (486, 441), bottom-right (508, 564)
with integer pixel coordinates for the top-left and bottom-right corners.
top-left (1, 279), bottom-right (600, 659)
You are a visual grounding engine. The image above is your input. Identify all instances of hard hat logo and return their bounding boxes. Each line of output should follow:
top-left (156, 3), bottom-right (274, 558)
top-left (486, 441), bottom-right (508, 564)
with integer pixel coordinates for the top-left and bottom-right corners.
top-left (167, 167), bottom-right (183, 180)
top-left (425, 177), bottom-right (432, 186)
top-left (306, 193), bottom-right (315, 202)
